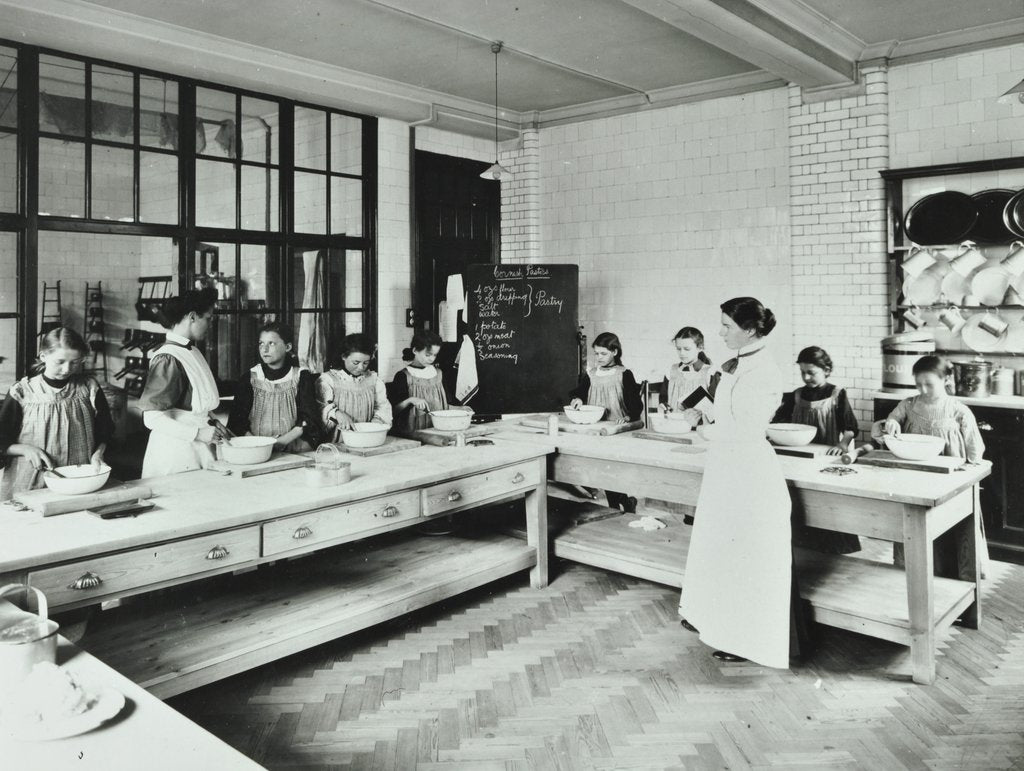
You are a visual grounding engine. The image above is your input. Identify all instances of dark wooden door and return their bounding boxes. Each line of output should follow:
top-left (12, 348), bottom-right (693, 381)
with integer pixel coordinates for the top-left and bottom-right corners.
top-left (413, 150), bottom-right (500, 329)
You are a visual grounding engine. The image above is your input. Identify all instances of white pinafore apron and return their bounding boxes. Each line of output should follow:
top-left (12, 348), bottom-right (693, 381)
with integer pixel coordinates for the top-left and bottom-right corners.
top-left (679, 356), bottom-right (792, 668)
top-left (665, 363), bottom-right (708, 410)
top-left (141, 343), bottom-right (221, 478)
top-left (397, 366), bottom-right (448, 436)
top-left (587, 366), bottom-right (629, 421)
top-left (249, 365), bottom-right (311, 453)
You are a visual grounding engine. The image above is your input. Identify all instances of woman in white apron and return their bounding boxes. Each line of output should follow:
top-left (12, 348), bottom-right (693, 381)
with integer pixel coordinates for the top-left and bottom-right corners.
top-left (679, 297), bottom-right (805, 668)
top-left (138, 288), bottom-right (226, 478)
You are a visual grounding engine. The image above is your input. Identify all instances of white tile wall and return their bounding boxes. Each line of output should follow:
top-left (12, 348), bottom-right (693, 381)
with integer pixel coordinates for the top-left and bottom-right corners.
top-left (788, 67), bottom-right (890, 428)
top-left (377, 118), bottom-right (412, 380)
top-left (535, 89), bottom-right (794, 387)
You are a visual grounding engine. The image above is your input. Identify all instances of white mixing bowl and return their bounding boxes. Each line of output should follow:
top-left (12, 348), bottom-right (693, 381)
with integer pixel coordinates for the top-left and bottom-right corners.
top-left (220, 436), bottom-right (276, 465)
top-left (766, 423), bottom-right (817, 447)
top-left (340, 422), bottom-right (389, 448)
top-left (42, 464), bottom-right (112, 495)
top-left (562, 405), bottom-right (606, 425)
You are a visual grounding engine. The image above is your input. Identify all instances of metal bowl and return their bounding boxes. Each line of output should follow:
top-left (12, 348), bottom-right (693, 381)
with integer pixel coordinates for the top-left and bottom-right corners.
top-left (562, 405), bottom-right (606, 424)
top-left (340, 422), bottom-right (388, 448)
top-left (429, 410), bottom-right (472, 431)
top-left (883, 433), bottom-right (945, 460)
top-left (766, 423), bottom-right (817, 447)
top-left (42, 464), bottom-right (112, 495)
top-left (220, 436), bottom-right (276, 465)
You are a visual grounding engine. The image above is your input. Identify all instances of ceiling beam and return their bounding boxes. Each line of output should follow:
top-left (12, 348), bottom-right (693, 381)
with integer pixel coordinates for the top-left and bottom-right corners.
top-left (619, 0), bottom-right (856, 88)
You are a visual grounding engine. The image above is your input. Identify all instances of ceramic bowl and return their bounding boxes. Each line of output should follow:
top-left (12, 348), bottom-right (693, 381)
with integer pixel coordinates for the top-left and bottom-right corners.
top-left (42, 464), bottom-right (112, 495)
top-left (766, 423), bottom-right (817, 447)
top-left (649, 413), bottom-right (692, 434)
top-left (562, 405), bottom-right (606, 424)
top-left (429, 410), bottom-right (472, 431)
top-left (220, 436), bottom-right (276, 465)
top-left (883, 433), bottom-right (945, 461)
top-left (340, 422), bottom-right (389, 448)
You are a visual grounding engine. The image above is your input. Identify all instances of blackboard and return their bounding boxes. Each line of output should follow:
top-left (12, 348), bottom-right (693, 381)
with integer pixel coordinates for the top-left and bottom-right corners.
top-left (466, 263), bottom-right (579, 414)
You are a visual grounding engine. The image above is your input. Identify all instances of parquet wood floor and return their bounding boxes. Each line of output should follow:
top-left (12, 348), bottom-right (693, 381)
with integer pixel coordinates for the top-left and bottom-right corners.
top-left (171, 524), bottom-right (1024, 771)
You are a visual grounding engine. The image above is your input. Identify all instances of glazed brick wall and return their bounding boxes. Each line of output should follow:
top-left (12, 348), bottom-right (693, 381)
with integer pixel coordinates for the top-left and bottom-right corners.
top-left (787, 66), bottom-right (890, 428)
top-left (536, 89), bottom-right (794, 386)
top-left (377, 118), bottom-right (413, 380)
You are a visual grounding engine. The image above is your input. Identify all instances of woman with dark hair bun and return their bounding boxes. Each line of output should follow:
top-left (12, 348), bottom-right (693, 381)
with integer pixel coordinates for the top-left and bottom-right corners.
top-left (138, 287), bottom-right (226, 477)
top-left (679, 297), bottom-right (807, 667)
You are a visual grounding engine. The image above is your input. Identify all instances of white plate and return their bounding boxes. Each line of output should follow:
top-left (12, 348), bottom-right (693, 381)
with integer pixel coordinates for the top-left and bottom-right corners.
top-left (1, 688), bottom-right (125, 742)
top-left (940, 270), bottom-right (972, 305)
top-left (960, 314), bottom-right (1008, 353)
top-left (971, 267), bottom-right (1011, 306)
top-left (1005, 320), bottom-right (1024, 352)
top-left (903, 271), bottom-right (942, 306)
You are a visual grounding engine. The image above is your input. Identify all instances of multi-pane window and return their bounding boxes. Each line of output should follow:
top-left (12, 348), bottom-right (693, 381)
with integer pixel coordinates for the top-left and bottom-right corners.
top-left (37, 55), bottom-right (180, 223)
top-left (0, 42), bottom-right (376, 386)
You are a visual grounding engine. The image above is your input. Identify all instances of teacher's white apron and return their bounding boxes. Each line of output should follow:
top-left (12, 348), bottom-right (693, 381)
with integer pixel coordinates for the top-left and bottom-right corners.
top-left (679, 359), bottom-right (792, 668)
top-left (141, 343), bottom-right (221, 478)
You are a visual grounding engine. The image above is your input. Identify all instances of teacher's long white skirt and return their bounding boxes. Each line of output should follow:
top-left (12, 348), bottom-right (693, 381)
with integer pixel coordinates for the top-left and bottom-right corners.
top-left (679, 437), bottom-right (793, 668)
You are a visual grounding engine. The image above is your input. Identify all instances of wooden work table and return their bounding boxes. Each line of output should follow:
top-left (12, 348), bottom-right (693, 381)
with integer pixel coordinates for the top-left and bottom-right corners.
top-left (496, 423), bottom-right (989, 685)
top-left (0, 443), bottom-right (551, 699)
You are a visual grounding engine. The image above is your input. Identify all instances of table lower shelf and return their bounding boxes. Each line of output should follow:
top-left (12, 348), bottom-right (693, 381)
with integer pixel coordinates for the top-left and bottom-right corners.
top-left (520, 507), bottom-right (976, 645)
top-left (79, 531), bottom-right (536, 699)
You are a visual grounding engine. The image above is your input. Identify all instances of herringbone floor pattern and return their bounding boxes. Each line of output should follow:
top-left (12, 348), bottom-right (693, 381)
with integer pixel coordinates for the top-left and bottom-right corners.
top-left (172, 556), bottom-right (1024, 770)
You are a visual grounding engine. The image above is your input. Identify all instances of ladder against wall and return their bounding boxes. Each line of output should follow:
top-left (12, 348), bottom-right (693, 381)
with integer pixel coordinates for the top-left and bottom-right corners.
top-left (83, 282), bottom-right (107, 381)
top-left (39, 281), bottom-right (63, 336)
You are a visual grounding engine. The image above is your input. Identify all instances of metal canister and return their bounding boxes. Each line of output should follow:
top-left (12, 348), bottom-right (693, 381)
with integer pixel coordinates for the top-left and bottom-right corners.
top-left (991, 366), bottom-right (1015, 397)
top-left (454, 432), bottom-right (467, 447)
top-left (953, 359), bottom-right (992, 398)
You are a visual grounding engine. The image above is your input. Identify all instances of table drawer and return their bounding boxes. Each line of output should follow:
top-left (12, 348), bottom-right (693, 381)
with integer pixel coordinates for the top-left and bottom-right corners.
top-left (262, 490), bottom-right (421, 557)
top-left (28, 527), bottom-right (260, 608)
top-left (422, 460), bottom-right (540, 517)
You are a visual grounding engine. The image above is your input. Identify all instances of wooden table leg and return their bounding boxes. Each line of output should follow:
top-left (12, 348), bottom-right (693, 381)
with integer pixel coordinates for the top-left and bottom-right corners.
top-left (903, 507), bottom-right (935, 685)
top-left (954, 488), bottom-right (982, 629)
top-left (525, 457), bottom-right (549, 588)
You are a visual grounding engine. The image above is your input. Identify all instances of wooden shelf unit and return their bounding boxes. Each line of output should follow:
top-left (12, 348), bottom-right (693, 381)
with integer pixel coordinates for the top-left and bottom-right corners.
top-left (81, 532), bottom-right (536, 700)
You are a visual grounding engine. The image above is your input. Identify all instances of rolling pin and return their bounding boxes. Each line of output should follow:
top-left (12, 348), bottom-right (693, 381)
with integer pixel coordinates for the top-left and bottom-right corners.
top-left (841, 442), bottom-right (875, 465)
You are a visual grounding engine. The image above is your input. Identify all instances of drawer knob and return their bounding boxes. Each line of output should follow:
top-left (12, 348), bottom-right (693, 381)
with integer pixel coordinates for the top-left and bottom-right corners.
top-left (447, 491), bottom-right (462, 503)
top-left (382, 505), bottom-right (400, 518)
top-left (206, 545), bottom-right (230, 560)
top-left (293, 525), bottom-right (313, 539)
top-left (69, 572), bottom-right (102, 591)
top-left (512, 472), bottom-right (525, 484)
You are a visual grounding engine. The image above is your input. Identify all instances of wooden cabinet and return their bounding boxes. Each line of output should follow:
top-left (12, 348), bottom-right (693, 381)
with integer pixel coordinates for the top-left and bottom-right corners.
top-left (262, 491), bottom-right (420, 557)
top-left (28, 527), bottom-right (261, 609)
top-left (422, 461), bottom-right (540, 517)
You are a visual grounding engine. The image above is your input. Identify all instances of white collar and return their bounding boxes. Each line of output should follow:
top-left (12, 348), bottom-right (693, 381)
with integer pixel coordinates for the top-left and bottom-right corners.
top-left (406, 364), bottom-right (438, 379)
top-left (165, 331), bottom-right (192, 346)
top-left (738, 341), bottom-right (766, 358)
top-left (334, 368), bottom-right (372, 382)
top-left (593, 365), bottom-right (621, 377)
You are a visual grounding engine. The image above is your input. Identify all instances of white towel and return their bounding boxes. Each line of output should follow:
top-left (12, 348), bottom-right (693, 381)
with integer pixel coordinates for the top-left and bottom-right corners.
top-left (455, 334), bottom-right (479, 404)
top-left (446, 274), bottom-right (465, 310)
top-left (438, 301), bottom-right (459, 342)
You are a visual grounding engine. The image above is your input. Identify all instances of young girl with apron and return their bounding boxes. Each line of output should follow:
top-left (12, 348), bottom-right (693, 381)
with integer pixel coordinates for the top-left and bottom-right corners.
top-left (228, 322), bottom-right (321, 452)
top-left (0, 328), bottom-right (113, 500)
top-left (391, 330), bottom-right (471, 436)
top-left (138, 288), bottom-right (225, 478)
top-left (317, 333), bottom-right (392, 440)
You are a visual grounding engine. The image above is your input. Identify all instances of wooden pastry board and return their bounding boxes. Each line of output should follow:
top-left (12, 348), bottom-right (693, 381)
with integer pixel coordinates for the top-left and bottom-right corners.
top-left (336, 436), bottom-right (421, 457)
top-left (773, 443), bottom-right (835, 458)
top-left (412, 424), bottom-right (496, 447)
top-left (631, 428), bottom-right (699, 445)
top-left (855, 450), bottom-right (963, 474)
top-left (519, 415), bottom-right (644, 436)
top-left (208, 452), bottom-right (313, 478)
top-left (17, 481), bottom-right (154, 517)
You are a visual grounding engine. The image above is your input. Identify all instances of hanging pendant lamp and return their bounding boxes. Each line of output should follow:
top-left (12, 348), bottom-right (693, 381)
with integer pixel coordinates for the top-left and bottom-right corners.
top-left (480, 41), bottom-right (511, 181)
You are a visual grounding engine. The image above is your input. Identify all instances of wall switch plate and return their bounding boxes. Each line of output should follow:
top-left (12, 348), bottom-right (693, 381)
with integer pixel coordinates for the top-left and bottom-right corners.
top-left (405, 308), bottom-right (415, 327)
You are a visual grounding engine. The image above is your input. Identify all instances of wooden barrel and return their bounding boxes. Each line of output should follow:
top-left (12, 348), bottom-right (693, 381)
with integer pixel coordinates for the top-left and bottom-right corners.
top-left (881, 333), bottom-right (935, 392)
